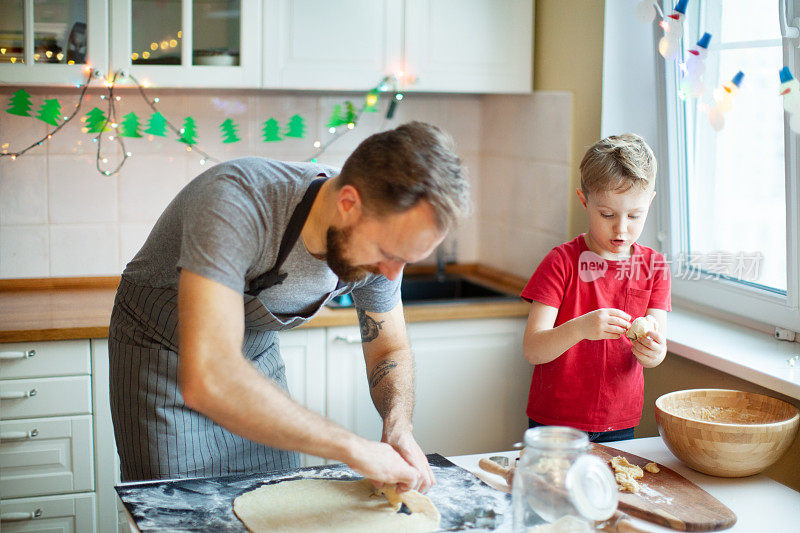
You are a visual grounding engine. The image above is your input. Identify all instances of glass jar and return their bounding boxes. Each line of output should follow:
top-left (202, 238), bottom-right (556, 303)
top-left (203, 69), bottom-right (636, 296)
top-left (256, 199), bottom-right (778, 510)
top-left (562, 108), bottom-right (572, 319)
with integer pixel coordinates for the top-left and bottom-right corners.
top-left (512, 426), bottom-right (618, 531)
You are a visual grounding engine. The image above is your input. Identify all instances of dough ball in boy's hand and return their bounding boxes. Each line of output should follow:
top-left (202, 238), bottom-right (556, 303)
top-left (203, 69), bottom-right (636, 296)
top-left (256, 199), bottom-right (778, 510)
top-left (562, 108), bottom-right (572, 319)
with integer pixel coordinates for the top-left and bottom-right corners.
top-left (625, 315), bottom-right (658, 341)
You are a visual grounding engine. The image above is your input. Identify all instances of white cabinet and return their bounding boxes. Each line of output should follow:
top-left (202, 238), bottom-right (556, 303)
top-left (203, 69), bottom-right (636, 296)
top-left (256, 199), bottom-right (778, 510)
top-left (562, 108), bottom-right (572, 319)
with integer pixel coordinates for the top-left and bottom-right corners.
top-left (406, 318), bottom-right (532, 455)
top-left (110, 0), bottom-right (262, 88)
top-left (0, 0), bottom-right (109, 85)
top-left (404, 0), bottom-right (533, 94)
top-left (1, 416), bottom-right (95, 499)
top-left (262, 0), bottom-right (533, 93)
top-left (325, 326), bottom-right (384, 441)
top-left (262, 0), bottom-right (403, 91)
top-left (0, 340), bottom-right (99, 532)
top-left (0, 492), bottom-right (96, 533)
top-left (4, 0), bottom-right (532, 92)
top-left (325, 317), bottom-right (531, 456)
top-left (278, 328), bottom-right (327, 467)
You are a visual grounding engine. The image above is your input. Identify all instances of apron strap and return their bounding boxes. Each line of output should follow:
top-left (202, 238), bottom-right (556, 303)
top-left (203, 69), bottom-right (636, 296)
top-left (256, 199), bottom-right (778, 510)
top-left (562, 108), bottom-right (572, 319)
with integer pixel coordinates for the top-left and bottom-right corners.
top-left (245, 177), bottom-right (328, 296)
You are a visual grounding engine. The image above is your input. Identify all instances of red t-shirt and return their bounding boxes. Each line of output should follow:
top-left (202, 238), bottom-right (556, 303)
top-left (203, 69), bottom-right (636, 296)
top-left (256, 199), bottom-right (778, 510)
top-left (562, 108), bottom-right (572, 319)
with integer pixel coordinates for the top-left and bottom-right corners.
top-left (520, 234), bottom-right (671, 432)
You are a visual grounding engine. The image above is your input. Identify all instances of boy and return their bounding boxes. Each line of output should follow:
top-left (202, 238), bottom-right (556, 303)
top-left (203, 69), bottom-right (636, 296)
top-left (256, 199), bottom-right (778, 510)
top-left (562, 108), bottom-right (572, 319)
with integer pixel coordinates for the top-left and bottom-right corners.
top-left (520, 133), bottom-right (670, 443)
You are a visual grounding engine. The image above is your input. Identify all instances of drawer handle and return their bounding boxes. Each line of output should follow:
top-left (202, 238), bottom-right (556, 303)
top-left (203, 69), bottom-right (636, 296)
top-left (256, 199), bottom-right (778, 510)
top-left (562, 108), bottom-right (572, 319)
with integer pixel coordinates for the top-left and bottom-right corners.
top-left (0, 388), bottom-right (37, 400)
top-left (0, 349), bottom-right (35, 360)
top-left (334, 334), bottom-right (362, 344)
top-left (0, 428), bottom-right (38, 441)
top-left (1, 508), bottom-right (43, 522)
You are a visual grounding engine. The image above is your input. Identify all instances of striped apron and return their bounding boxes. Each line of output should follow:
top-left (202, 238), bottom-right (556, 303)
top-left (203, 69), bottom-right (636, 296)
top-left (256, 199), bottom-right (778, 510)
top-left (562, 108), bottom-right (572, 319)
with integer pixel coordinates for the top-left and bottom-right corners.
top-left (109, 179), bottom-right (334, 481)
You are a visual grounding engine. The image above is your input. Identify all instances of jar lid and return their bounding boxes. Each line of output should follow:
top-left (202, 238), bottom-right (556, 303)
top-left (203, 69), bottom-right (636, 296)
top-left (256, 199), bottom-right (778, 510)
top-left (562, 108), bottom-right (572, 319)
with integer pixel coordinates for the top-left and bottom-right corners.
top-left (565, 455), bottom-right (619, 521)
top-left (523, 426), bottom-right (589, 451)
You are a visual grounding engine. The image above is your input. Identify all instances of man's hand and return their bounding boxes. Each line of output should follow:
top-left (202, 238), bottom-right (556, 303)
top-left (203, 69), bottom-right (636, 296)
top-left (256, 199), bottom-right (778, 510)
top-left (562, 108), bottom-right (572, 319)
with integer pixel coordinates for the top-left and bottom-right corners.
top-left (383, 424), bottom-right (436, 493)
top-left (631, 329), bottom-right (667, 368)
top-left (345, 438), bottom-right (420, 490)
top-left (577, 308), bottom-right (632, 341)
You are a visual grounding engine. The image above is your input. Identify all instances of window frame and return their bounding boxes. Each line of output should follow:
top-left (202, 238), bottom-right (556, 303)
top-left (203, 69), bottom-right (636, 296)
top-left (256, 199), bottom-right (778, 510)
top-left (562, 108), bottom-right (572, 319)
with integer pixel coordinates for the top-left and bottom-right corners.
top-left (656, 0), bottom-right (800, 332)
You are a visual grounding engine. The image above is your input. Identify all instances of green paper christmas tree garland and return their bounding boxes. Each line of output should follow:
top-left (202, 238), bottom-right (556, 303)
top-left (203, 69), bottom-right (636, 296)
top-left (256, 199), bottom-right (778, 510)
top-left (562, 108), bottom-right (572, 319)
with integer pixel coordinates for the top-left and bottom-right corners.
top-left (262, 118), bottom-right (281, 142)
top-left (220, 118), bottom-right (241, 143)
top-left (6, 89), bottom-right (32, 116)
top-left (118, 112), bottom-right (143, 138)
top-left (2, 73), bottom-right (396, 176)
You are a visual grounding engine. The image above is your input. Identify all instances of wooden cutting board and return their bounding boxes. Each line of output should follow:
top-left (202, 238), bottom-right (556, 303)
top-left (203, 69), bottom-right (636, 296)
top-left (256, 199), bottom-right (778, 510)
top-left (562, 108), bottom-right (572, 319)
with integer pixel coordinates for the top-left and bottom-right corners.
top-left (590, 443), bottom-right (737, 531)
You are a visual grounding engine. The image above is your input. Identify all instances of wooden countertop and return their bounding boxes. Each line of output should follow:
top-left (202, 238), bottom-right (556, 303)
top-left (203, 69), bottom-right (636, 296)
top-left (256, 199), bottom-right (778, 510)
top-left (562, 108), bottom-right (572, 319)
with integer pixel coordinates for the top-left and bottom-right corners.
top-left (0, 265), bottom-right (529, 343)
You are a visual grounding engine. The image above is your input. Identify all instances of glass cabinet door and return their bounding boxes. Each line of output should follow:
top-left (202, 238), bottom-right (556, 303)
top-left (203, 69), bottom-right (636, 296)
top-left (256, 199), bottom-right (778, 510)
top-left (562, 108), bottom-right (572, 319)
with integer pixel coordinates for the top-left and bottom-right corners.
top-left (0, 0), bottom-right (108, 85)
top-left (112, 0), bottom-right (259, 87)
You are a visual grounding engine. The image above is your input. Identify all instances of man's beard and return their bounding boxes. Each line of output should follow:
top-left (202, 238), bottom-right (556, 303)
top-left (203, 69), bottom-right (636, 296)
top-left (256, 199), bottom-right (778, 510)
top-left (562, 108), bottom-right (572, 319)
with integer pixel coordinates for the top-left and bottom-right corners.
top-left (323, 226), bottom-right (378, 282)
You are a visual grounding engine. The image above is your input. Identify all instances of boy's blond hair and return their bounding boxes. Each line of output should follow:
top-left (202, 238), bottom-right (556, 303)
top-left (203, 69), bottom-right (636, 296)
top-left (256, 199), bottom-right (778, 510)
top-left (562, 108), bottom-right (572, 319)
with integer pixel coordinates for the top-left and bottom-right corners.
top-left (579, 133), bottom-right (656, 196)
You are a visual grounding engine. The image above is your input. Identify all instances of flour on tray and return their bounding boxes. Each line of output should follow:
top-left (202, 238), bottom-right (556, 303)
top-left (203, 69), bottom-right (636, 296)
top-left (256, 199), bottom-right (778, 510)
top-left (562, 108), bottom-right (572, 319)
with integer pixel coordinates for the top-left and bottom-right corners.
top-left (638, 483), bottom-right (674, 505)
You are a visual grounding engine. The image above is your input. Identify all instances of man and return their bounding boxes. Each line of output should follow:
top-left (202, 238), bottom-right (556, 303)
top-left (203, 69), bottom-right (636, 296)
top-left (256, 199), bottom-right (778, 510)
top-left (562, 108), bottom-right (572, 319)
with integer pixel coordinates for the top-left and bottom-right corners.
top-left (108, 121), bottom-right (469, 493)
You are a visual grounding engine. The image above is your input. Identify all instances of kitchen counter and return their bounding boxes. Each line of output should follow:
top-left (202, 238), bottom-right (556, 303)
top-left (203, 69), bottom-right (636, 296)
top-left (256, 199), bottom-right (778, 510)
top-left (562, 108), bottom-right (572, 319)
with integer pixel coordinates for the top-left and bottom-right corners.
top-left (0, 264), bottom-right (529, 343)
top-left (452, 436), bottom-right (800, 531)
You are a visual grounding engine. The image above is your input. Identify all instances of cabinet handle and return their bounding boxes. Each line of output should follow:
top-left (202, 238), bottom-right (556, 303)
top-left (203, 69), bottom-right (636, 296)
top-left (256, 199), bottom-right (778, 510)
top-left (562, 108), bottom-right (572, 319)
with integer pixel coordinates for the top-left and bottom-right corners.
top-left (0, 388), bottom-right (37, 400)
top-left (0, 349), bottom-right (35, 360)
top-left (0, 428), bottom-right (38, 441)
top-left (333, 334), bottom-right (362, 344)
top-left (1, 508), bottom-right (43, 522)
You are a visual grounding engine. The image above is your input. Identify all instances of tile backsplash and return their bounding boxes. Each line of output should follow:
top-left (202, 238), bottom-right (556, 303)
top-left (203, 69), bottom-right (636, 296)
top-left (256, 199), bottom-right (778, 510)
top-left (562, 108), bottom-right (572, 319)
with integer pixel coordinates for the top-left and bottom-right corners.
top-left (0, 88), bottom-right (571, 280)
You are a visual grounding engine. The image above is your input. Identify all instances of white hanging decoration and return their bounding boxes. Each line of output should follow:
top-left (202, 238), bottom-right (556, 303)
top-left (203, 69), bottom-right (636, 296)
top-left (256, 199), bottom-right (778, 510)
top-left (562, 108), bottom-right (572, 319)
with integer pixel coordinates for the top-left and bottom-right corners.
top-left (679, 32), bottom-right (712, 99)
top-left (708, 71), bottom-right (744, 131)
top-left (779, 67), bottom-right (800, 133)
top-left (658, 0), bottom-right (689, 60)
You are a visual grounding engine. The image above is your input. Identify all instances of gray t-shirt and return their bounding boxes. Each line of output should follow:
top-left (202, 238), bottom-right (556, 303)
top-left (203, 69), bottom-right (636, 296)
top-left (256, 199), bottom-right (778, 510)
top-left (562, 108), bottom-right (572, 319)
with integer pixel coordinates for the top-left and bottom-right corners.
top-left (123, 157), bottom-right (401, 323)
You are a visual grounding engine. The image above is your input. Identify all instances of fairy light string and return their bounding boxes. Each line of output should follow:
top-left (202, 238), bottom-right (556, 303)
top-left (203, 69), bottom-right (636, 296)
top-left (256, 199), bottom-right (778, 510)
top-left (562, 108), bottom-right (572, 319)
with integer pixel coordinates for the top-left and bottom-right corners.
top-left (1, 67), bottom-right (96, 161)
top-left (2, 70), bottom-right (405, 174)
top-left (305, 74), bottom-right (403, 162)
top-left (125, 72), bottom-right (217, 167)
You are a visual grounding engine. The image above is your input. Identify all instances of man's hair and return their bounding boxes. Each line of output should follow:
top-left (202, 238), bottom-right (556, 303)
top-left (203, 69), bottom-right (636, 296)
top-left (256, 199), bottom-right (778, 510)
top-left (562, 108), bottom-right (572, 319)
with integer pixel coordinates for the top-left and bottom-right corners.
top-left (338, 121), bottom-right (470, 230)
top-left (580, 133), bottom-right (657, 196)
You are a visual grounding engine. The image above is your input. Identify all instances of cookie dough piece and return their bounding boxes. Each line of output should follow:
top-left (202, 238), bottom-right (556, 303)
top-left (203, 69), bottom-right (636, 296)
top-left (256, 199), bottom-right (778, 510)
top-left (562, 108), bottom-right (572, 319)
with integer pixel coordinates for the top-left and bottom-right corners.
top-left (626, 315), bottom-right (658, 341)
top-left (378, 485), bottom-right (441, 525)
top-left (615, 472), bottom-right (641, 493)
top-left (644, 462), bottom-right (660, 474)
top-left (233, 478), bottom-right (439, 533)
top-left (610, 456), bottom-right (644, 479)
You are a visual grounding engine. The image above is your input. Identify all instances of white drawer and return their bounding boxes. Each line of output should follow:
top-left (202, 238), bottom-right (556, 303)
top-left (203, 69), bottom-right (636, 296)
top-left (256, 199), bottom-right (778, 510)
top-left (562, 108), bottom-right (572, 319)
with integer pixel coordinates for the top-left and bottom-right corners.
top-left (0, 376), bottom-right (92, 420)
top-left (1, 415), bottom-right (95, 498)
top-left (0, 340), bottom-right (91, 379)
top-left (0, 492), bottom-right (96, 533)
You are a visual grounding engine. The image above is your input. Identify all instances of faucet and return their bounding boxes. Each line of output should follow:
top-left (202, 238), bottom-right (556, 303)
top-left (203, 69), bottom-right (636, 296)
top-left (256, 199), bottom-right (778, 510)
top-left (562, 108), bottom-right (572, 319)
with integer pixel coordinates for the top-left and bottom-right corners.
top-left (435, 243), bottom-right (452, 282)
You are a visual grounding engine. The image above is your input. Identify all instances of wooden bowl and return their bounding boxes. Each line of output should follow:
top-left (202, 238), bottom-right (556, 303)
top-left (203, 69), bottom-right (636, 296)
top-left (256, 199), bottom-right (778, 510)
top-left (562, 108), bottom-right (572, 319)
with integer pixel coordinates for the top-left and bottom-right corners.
top-left (655, 389), bottom-right (799, 477)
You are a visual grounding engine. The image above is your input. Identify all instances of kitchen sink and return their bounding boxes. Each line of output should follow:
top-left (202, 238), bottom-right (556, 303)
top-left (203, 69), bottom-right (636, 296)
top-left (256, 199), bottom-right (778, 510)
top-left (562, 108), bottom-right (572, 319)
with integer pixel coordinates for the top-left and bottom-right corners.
top-left (328, 274), bottom-right (518, 307)
top-left (400, 274), bottom-right (517, 304)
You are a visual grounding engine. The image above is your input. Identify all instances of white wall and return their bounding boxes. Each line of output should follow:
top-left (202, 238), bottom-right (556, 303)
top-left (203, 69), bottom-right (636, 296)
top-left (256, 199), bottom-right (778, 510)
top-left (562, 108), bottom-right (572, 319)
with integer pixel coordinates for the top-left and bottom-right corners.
top-left (478, 91), bottom-right (572, 279)
top-left (0, 88), bottom-right (572, 279)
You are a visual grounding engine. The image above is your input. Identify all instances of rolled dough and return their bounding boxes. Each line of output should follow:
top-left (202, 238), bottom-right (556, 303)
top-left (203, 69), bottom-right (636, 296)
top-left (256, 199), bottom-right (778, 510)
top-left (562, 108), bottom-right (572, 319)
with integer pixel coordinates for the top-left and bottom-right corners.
top-left (233, 478), bottom-right (440, 532)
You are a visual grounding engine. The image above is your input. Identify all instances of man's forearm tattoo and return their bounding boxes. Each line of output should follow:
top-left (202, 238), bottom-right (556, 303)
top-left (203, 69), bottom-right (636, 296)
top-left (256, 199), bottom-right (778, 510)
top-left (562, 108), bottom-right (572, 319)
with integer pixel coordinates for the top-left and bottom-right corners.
top-left (369, 360), bottom-right (398, 388)
top-left (357, 307), bottom-right (384, 342)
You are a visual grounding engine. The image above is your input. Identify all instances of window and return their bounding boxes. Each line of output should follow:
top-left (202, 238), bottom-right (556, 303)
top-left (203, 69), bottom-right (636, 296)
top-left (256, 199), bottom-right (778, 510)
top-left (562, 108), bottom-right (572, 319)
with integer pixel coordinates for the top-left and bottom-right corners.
top-left (660, 0), bottom-right (800, 330)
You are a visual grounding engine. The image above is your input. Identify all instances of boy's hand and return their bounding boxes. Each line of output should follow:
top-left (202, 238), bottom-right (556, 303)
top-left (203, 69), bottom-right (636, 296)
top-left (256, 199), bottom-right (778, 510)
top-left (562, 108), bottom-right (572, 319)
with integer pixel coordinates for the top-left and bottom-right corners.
top-left (631, 330), bottom-right (667, 368)
top-left (578, 308), bottom-right (632, 341)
